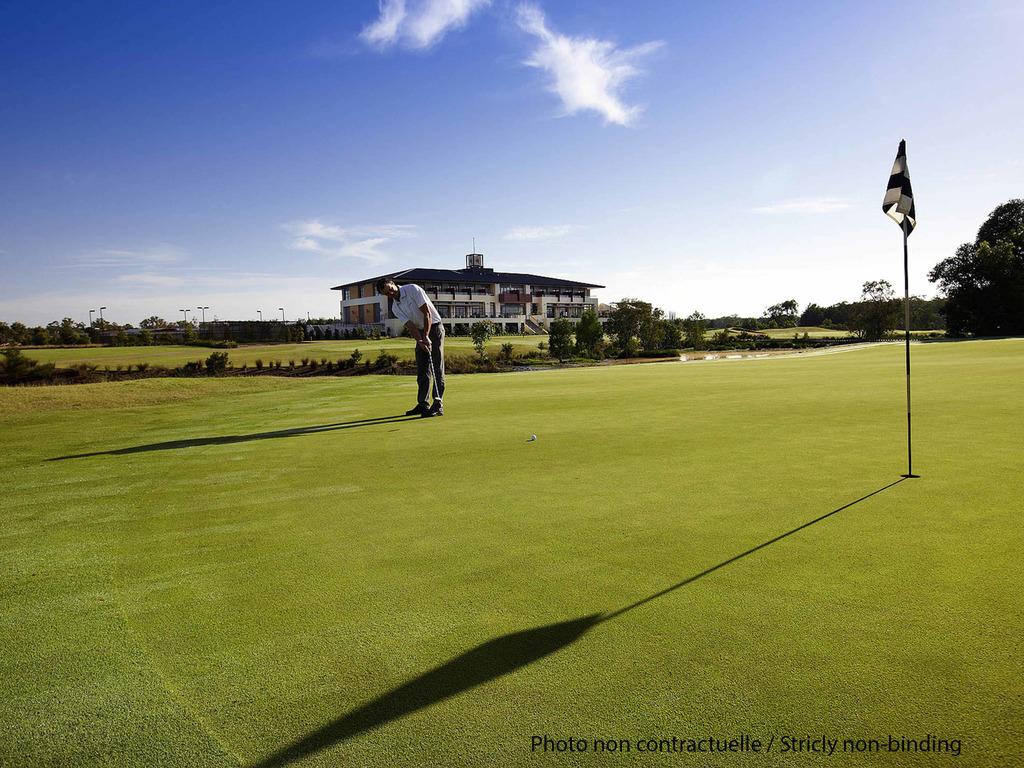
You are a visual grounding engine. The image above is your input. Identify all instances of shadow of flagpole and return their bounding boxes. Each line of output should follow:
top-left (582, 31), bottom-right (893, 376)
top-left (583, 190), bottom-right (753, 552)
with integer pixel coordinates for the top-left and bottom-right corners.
top-left (249, 477), bottom-right (906, 767)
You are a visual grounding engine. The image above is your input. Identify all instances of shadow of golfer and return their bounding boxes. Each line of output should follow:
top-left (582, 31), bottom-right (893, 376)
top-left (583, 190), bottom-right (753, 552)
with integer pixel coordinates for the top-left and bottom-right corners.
top-left (250, 615), bottom-right (602, 768)
top-left (48, 415), bottom-right (419, 460)
top-left (249, 478), bottom-right (906, 767)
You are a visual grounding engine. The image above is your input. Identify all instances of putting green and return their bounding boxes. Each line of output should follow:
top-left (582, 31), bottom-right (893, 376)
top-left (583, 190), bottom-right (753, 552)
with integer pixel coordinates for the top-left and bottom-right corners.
top-left (2, 340), bottom-right (1021, 767)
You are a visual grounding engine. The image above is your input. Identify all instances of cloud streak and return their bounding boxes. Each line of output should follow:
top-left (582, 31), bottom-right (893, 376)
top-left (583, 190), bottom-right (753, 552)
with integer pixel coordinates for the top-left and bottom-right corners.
top-left (515, 3), bottom-right (662, 126)
top-left (504, 224), bottom-right (575, 241)
top-left (361, 0), bottom-right (490, 49)
top-left (71, 245), bottom-right (184, 269)
top-left (283, 219), bottom-right (415, 264)
top-left (753, 198), bottom-right (853, 215)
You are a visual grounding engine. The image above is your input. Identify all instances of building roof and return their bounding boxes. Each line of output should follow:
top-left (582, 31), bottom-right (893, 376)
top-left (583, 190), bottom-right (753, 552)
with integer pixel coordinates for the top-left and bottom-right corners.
top-left (332, 267), bottom-right (603, 291)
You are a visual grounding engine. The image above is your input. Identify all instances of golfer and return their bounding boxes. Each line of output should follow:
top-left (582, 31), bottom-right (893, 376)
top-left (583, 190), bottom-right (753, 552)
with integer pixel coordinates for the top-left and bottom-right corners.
top-left (376, 278), bottom-right (445, 417)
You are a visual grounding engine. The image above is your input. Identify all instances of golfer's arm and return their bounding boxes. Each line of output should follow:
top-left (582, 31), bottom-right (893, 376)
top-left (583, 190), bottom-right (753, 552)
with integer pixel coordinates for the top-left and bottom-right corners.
top-left (404, 320), bottom-right (423, 342)
top-left (419, 304), bottom-right (432, 340)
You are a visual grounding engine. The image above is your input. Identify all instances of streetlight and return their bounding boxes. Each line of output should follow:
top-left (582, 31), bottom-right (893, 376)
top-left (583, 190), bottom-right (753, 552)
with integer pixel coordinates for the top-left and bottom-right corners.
top-left (89, 309), bottom-right (95, 326)
top-left (197, 306), bottom-right (209, 323)
top-left (257, 310), bottom-right (263, 321)
top-left (99, 306), bottom-right (106, 323)
top-left (278, 307), bottom-right (285, 322)
top-left (180, 308), bottom-right (190, 324)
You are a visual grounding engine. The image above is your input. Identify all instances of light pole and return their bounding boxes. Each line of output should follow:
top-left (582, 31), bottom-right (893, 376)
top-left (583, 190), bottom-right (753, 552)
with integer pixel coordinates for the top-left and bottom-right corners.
top-left (99, 306), bottom-right (106, 324)
top-left (257, 310), bottom-right (263, 322)
top-left (278, 307), bottom-right (285, 322)
top-left (198, 306), bottom-right (209, 323)
top-left (180, 308), bottom-right (190, 324)
top-left (89, 309), bottom-right (95, 326)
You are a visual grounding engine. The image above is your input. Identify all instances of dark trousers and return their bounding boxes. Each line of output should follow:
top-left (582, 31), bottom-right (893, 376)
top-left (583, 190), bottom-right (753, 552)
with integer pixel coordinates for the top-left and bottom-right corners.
top-left (416, 324), bottom-right (445, 406)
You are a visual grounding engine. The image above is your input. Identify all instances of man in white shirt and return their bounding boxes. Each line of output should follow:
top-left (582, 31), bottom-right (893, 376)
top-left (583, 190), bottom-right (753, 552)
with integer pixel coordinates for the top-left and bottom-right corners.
top-left (377, 278), bottom-right (445, 417)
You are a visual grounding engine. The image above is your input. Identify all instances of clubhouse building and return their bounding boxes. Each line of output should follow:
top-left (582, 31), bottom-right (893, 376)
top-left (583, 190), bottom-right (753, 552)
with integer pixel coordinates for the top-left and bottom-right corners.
top-left (332, 253), bottom-right (604, 336)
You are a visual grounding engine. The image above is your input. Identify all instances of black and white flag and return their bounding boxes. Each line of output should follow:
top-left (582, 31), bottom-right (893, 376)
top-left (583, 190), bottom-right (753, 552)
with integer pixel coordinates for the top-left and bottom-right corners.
top-left (883, 139), bottom-right (916, 234)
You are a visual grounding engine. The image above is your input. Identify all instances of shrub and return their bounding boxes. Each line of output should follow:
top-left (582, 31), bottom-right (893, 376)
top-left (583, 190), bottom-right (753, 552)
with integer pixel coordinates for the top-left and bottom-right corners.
top-left (182, 360), bottom-right (203, 374)
top-left (309, 359), bottom-right (318, 370)
top-left (254, 358), bottom-right (264, 369)
top-left (205, 351), bottom-right (230, 373)
top-left (301, 357), bottom-right (310, 367)
top-left (374, 351), bottom-right (399, 371)
top-left (0, 348), bottom-right (56, 384)
top-left (289, 360), bottom-right (295, 368)
top-left (350, 348), bottom-right (362, 365)
top-left (136, 362), bottom-right (150, 372)
top-left (499, 342), bottom-right (515, 363)
top-left (537, 341), bottom-right (548, 351)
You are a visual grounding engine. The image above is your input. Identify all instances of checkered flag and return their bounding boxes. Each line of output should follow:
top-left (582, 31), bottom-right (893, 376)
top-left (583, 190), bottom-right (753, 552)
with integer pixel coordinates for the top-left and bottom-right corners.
top-left (883, 139), bottom-right (916, 234)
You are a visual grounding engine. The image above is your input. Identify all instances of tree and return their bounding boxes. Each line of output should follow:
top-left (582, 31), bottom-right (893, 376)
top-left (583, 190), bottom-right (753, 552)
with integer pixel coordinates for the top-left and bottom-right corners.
top-left (140, 316), bottom-right (168, 329)
top-left (469, 320), bottom-right (496, 359)
top-left (799, 303), bottom-right (827, 327)
top-left (9, 322), bottom-right (29, 344)
top-left (682, 311), bottom-right (708, 349)
top-left (764, 299), bottom-right (799, 328)
top-left (852, 280), bottom-right (899, 340)
top-left (660, 318), bottom-right (683, 349)
top-left (929, 199), bottom-right (1024, 336)
top-left (47, 319), bottom-right (82, 345)
top-left (605, 299), bottom-right (662, 357)
top-left (548, 319), bottom-right (575, 359)
top-left (574, 308), bottom-right (603, 357)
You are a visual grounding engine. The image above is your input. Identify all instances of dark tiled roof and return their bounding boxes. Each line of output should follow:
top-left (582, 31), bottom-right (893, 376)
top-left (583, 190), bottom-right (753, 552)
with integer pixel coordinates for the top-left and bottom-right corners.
top-left (331, 267), bottom-right (603, 291)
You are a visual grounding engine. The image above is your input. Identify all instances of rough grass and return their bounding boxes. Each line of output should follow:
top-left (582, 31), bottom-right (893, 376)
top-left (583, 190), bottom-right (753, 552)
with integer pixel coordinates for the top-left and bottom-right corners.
top-left (19, 336), bottom-right (544, 369)
top-left (2, 340), bottom-right (1021, 767)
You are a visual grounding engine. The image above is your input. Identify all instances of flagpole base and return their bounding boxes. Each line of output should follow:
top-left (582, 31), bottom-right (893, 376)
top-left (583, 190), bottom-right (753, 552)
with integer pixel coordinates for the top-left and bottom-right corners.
top-left (901, 473), bottom-right (921, 479)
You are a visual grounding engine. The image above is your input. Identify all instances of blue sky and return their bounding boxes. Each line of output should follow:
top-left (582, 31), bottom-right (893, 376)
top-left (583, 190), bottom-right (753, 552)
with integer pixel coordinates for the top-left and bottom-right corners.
top-left (1, 0), bottom-right (1021, 325)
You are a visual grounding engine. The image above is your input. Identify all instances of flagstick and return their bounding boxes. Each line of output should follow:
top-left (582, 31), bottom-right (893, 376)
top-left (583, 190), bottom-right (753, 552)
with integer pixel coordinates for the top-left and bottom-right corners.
top-left (902, 220), bottom-right (920, 478)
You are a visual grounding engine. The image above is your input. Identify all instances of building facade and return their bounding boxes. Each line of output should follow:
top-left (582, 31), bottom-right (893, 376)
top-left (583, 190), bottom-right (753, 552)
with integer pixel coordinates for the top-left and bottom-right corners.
top-left (332, 254), bottom-right (603, 336)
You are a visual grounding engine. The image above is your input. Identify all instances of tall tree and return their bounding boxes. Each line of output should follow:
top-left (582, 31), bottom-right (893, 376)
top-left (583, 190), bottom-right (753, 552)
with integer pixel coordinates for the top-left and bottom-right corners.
top-left (606, 299), bottom-right (662, 356)
top-left (682, 311), bottom-right (708, 349)
top-left (574, 308), bottom-right (603, 356)
top-left (547, 319), bottom-right (575, 359)
top-left (852, 280), bottom-right (899, 340)
top-left (929, 199), bottom-right (1024, 336)
top-left (764, 299), bottom-right (799, 328)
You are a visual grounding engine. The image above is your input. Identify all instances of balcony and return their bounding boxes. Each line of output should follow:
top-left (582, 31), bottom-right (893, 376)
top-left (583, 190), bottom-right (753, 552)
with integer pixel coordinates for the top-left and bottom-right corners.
top-left (499, 292), bottom-right (532, 303)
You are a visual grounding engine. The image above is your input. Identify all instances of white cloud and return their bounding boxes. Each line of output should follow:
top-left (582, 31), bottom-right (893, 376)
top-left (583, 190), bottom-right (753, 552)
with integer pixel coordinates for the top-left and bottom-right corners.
top-left (283, 219), bottom-right (415, 264)
top-left (753, 198), bottom-right (853, 214)
top-left (515, 3), bottom-right (662, 126)
top-left (504, 224), bottom-right (575, 241)
top-left (116, 273), bottom-right (186, 287)
top-left (361, 0), bottom-right (489, 49)
top-left (71, 244), bottom-right (184, 268)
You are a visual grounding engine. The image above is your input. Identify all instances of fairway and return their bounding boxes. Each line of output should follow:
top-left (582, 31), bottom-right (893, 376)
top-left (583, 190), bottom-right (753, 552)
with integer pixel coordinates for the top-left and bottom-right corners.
top-left (2, 341), bottom-right (1022, 767)
top-left (20, 335), bottom-right (546, 369)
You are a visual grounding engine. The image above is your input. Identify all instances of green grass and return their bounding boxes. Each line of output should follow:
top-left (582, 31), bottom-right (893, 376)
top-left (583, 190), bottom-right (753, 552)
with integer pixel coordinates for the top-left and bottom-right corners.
top-left (2, 340), bottom-right (1021, 767)
top-left (19, 335), bottom-right (545, 369)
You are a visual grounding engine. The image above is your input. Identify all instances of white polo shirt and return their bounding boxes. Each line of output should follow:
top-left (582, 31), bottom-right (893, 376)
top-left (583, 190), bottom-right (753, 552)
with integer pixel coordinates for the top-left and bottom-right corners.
top-left (391, 284), bottom-right (442, 330)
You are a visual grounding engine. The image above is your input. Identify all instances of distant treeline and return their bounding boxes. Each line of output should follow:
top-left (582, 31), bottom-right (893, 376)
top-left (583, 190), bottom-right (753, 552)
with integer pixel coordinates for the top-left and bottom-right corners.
top-left (708, 296), bottom-right (946, 332)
